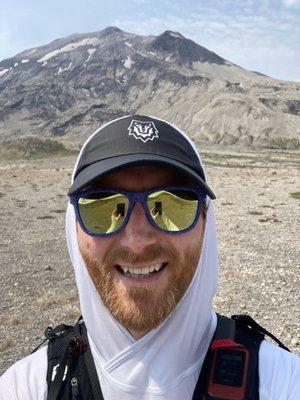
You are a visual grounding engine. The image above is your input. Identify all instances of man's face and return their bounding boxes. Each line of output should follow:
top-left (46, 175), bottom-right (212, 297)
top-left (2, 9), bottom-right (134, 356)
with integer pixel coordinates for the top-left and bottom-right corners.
top-left (77, 164), bottom-right (206, 339)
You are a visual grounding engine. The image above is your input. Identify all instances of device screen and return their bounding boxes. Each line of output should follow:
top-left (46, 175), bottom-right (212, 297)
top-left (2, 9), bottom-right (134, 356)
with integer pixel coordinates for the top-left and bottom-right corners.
top-left (213, 349), bottom-right (246, 387)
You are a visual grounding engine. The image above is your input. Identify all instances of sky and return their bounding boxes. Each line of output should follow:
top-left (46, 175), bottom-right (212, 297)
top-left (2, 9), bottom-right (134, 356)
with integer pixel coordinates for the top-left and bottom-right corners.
top-left (0, 0), bottom-right (299, 81)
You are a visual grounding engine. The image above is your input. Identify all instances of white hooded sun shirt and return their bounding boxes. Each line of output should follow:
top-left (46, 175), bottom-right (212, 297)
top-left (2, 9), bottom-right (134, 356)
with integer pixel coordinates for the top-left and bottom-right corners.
top-left (0, 117), bottom-right (299, 400)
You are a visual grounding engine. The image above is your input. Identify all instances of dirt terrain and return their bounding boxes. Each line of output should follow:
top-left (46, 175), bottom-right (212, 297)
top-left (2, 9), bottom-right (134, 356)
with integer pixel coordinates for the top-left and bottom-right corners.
top-left (0, 147), bottom-right (299, 375)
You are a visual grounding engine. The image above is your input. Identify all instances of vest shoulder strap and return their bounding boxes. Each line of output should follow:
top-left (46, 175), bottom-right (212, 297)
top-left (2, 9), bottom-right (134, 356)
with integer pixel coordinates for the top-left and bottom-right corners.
top-left (192, 314), bottom-right (265, 400)
top-left (46, 319), bottom-right (104, 400)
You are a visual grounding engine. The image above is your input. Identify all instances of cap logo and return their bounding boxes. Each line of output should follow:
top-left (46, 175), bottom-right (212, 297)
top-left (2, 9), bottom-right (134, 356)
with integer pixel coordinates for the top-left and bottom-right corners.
top-left (128, 120), bottom-right (159, 143)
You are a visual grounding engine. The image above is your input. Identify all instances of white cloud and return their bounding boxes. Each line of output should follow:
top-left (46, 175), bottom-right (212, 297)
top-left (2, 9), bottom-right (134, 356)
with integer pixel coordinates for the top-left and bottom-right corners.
top-left (282, 0), bottom-right (300, 6)
top-left (114, 8), bottom-right (300, 81)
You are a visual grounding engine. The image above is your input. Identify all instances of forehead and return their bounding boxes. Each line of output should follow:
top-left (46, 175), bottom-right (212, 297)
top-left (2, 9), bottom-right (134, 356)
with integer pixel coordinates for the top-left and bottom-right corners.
top-left (89, 163), bottom-right (194, 191)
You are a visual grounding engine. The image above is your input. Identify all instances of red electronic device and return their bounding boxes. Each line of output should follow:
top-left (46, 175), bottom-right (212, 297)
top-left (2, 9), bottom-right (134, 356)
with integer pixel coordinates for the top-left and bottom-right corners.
top-left (207, 339), bottom-right (250, 400)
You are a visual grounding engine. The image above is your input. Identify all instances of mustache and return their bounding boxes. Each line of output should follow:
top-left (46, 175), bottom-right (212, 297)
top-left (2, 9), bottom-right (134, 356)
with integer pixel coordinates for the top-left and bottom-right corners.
top-left (104, 244), bottom-right (178, 266)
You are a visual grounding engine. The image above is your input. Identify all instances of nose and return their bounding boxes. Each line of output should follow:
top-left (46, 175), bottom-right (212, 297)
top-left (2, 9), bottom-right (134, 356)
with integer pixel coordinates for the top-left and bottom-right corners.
top-left (119, 202), bottom-right (158, 253)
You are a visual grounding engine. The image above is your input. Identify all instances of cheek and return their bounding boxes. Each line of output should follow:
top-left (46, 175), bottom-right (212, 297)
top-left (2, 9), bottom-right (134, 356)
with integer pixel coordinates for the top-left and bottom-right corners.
top-left (77, 223), bottom-right (109, 260)
top-left (172, 216), bottom-right (205, 252)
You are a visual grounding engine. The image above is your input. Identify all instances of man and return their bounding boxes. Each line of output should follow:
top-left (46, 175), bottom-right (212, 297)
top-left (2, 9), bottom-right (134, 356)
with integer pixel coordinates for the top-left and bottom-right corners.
top-left (0, 115), bottom-right (299, 399)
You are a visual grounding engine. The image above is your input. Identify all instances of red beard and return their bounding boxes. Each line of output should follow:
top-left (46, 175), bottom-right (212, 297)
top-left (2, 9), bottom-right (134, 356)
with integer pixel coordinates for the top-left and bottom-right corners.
top-left (80, 242), bottom-right (201, 336)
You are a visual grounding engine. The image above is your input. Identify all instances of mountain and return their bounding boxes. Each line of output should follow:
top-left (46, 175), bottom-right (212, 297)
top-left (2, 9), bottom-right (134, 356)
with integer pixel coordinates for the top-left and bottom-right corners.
top-left (0, 27), bottom-right (299, 149)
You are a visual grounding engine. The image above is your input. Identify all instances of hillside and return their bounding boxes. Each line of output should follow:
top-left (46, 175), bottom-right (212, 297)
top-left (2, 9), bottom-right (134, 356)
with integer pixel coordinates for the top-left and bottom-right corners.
top-left (0, 27), bottom-right (299, 148)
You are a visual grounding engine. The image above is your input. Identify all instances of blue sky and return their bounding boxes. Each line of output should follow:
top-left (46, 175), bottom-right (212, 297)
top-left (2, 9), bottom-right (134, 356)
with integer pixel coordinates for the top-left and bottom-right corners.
top-left (1, 0), bottom-right (299, 81)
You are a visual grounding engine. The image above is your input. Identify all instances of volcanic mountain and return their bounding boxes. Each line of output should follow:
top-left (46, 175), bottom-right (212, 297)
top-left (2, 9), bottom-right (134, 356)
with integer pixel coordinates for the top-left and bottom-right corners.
top-left (0, 27), bottom-right (299, 148)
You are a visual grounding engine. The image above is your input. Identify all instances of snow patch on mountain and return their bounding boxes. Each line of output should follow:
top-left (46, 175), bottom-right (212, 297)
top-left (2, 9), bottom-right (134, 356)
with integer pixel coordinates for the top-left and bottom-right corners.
top-left (56, 62), bottom-right (72, 75)
top-left (123, 41), bottom-right (148, 59)
top-left (21, 59), bottom-right (29, 64)
top-left (26, 49), bottom-right (37, 55)
top-left (14, 62), bottom-right (18, 67)
top-left (0, 69), bottom-right (9, 77)
top-left (169, 32), bottom-right (183, 39)
top-left (37, 37), bottom-right (101, 63)
top-left (85, 48), bottom-right (97, 63)
top-left (124, 56), bottom-right (134, 69)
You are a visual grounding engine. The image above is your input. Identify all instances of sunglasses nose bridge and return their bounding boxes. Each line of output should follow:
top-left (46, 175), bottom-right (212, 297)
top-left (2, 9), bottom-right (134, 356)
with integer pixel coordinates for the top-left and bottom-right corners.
top-left (130, 193), bottom-right (142, 203)
top-left (128, 192), bottom-right (149, 209)
top-left (127, 192), bottom-right (149, 217)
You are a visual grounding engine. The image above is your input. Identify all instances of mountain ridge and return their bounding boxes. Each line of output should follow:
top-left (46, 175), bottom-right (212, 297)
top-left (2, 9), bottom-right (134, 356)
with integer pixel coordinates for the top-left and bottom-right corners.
top-left (0, 27), bottom-right (299, 149)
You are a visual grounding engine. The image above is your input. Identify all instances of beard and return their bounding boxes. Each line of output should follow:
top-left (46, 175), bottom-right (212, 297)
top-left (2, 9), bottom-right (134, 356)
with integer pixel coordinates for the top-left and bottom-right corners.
top-left (80, 242), bottom-right (201, 336)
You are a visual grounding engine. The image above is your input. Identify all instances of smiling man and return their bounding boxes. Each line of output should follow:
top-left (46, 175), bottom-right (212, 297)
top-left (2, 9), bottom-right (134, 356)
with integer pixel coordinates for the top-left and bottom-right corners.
top-left (0, 115), bottom-right (299, 400)
top-left (76, 163), bottom-right (207, 340)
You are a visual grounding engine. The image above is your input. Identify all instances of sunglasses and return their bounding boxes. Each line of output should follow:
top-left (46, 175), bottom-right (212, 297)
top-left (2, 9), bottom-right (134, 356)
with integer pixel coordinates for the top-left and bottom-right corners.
top-left (69, 185), bottom-right (206, 237)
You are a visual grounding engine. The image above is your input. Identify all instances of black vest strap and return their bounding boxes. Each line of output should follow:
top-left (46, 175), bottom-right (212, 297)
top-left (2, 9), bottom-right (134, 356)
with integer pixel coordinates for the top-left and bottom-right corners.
top-left (192, 314), bottom-right (264, 400)
top-left (81, 323), bottom-right (104, 400)
top-left (232, 314), bottom-right (290, 352)
top-left (46, 321), bottom-right (103, 400)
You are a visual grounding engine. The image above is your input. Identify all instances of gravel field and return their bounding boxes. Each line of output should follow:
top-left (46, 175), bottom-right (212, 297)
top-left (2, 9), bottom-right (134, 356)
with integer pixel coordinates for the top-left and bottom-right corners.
top-left (0, 147), bottom-right (299, 375)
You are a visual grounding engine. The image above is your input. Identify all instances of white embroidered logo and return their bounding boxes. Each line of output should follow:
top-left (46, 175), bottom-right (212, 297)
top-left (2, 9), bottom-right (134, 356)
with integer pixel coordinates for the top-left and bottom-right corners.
top-left (128, 120), bottom-right (159, 143)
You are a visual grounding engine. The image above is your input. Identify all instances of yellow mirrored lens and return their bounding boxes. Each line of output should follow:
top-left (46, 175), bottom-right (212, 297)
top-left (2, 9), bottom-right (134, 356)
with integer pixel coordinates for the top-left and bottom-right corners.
top-left (147, 190), bottom-right (198, 231)
top-left (78, 193), bottom-right (129, 234)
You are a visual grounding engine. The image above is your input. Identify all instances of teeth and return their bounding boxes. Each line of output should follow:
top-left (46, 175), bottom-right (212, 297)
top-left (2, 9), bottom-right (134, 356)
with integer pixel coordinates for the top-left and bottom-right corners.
top-left (119, 263), bottom-right (164, 276)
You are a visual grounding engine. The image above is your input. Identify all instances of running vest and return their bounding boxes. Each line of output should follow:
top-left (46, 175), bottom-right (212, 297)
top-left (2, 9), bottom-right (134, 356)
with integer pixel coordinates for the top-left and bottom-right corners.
top-left (41, 315), bottom-right (289, 400)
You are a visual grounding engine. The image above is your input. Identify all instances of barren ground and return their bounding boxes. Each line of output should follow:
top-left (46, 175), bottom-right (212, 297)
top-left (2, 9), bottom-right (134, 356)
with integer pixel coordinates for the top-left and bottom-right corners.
top-left (0, 147), bottom-right (299, 375)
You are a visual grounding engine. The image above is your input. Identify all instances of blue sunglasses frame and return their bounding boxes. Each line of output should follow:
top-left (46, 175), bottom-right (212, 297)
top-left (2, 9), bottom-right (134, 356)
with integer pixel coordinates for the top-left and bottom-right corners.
top-left (69, 185), bottom-right (207, 238)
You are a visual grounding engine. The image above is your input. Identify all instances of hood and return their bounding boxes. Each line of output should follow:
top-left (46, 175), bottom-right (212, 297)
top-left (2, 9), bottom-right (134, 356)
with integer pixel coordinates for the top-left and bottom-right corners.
top-left (66, 116), bottom-right (219, 397)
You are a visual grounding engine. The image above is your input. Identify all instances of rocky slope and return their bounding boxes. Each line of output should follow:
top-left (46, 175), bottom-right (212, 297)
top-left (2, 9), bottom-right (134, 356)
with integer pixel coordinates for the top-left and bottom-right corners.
top-left (0, 27), bottom-right (299, 148)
